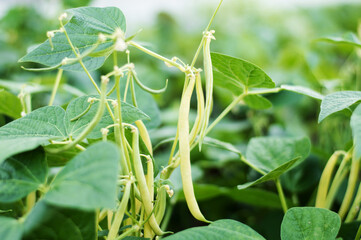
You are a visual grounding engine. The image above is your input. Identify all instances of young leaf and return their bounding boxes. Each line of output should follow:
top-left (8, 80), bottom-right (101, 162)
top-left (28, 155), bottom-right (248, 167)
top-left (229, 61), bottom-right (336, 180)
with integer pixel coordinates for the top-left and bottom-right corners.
top-left (0, 89), bottom-right (22, 119)
top-left (19, 7), bottom-right (126, 71)
top-left (43, 142), bottom-right (119, 210)
top-left (244, 94), bottom-right (272, 110)
top-left (0, 216), bottom-right (23, 240)
top-left (237, 137), bottom-right (310, 189)
top-left (246, 136), bottom-right (310, 172)
top-left (317, 32), bottom-right (361, 48)
top-left (163, 219), bottom-right (265, 240)
top-left (281, 207), bottom-right (341, 240)
top-left (0, 149), bottom-right (47, 202)
top-left (281, 85), bottom-right (324, 100)
top-left (211, 52), bottom-right (275, 94)
top-left (351, 104), bottom-right (361, 158)
top-left (318, 91), bottom-right (361, 123)
top-left (23, 200), bottom-right (96, 240)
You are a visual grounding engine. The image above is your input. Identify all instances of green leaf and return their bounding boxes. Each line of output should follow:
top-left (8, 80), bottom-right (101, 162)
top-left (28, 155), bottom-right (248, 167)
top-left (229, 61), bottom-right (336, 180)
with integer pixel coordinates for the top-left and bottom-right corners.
top-left (244, 94), bottom-right (272, 110)
top-left (281, 207), bottom-right (341, 240)
top-left (0, 89), bottom-right (22, 119)
top-left (163, 219), bottom-right (265, 240)
top-left (23, 200), bottom-right (96, 240)
top-left (246, 136), bottom-right (310, 172)
top-left (0, 95), bottom-right (148, 163)
top-left (43, 142), bottom-right (119, 210)
top-left (177, 184), bottom-right (290, 209)
top-left (281, 85), bottom-right (324, 100)
top-left (19, 7), bottom-right (126, 71)
top-left (65, 95), bottom-right (149, 139)
top-left (237, 137), bottom-right (310, 189)
top-left (203, 137), bottom-right (242, 156)
top-left (211, 52), bottom-right (275, 94)
top-left (0, 106), bottom-right (67, 164)
top-left (0, 149), bottom-right (47, 202)
top-left (237, 158), bottom-right (300, 190)
top-left (318, 91), bottom-right (361, 123)
top-left (351, 104), bottom-right (361, 158)
top-left (0, 217), bottom-right (23, 240)
top-left (317, 32), bottom-right (361, 48)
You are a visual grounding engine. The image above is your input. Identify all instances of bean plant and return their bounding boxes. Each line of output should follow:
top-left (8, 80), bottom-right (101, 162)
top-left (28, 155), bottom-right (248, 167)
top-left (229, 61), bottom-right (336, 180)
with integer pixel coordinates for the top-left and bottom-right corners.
top-left (1, 1), bottom-right (361, 239)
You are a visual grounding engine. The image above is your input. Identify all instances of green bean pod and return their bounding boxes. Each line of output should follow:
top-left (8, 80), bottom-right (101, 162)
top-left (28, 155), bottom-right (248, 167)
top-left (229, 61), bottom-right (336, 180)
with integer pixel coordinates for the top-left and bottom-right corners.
top-left (107, 181), bottom-right (131, 240)
top-left (129, 125), bottom-right (165, 235)
top-left (199, 32), bottom-right (214, 149)
top-left (178, 74), bottom-right (209, 223)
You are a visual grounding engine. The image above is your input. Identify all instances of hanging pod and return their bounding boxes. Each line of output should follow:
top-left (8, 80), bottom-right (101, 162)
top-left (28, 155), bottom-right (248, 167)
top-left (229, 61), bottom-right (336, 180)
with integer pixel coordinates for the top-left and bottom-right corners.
top-left (198, 31), bottom-right (215, 150)
top-left (178, 73), bottom-right (209, 223)
top-left (128, 124), bottom-right (166, 236)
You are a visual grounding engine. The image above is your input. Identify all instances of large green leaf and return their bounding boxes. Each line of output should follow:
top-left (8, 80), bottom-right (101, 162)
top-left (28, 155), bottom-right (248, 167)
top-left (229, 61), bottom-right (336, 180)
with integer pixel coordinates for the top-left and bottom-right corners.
top-left (351, 104), bottom-right (361, 158)
top-left (246, 136), bottom-right (310, 172)
top-left (43, 142), bottom-right (119, 210)
top-left (281, 207), bottom-right (341, 240)
top-left (0, 95), bottom-right (148, 163)
top-left (237, 137), bottom-right (310, 189)
top-left (317, 32), bottom-right (361, 48)
top-left (19, 7), bottom-right (126, 71)
top-left (177, 184), bottom-right (290, 209)
top-left (318, 91), bottom-right (361, 123)
top-left (0, 217), bottom-right (23, 240)
top-left (0, 89), bottom-right (22, 119)
top-left (23, 200), bottom-right (96, 240)
top-left (163, 219), bottom-right (265, 240)
top-left (0, 149), bottom-right (47, 202)
top-left (211, 52), bottom-right (275, 95)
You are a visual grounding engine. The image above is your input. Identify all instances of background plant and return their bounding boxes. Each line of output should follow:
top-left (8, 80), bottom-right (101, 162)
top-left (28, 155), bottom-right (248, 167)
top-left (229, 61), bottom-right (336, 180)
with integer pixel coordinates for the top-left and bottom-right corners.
top-left (0, 1), bottom-right (361, 240)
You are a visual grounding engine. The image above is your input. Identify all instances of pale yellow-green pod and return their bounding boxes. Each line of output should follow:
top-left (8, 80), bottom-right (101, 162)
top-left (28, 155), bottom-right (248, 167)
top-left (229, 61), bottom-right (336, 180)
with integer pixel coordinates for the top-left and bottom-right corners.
top-left (155, 186), bottom-right (167, 224)
top-left (189, 72), bottom-right (205, 145)
top-left (199, 33), bottom-right (214, 149)
top-left (135, 120), bottom-right (153, 156)
top-left (144, 155), bottom-right (155, 238)
top-left (107, 181), bottom-right (131, 240)
top-left (129, 125), bottom-right (166, 236)
top-left (178, 74), bottom-right (209, 223)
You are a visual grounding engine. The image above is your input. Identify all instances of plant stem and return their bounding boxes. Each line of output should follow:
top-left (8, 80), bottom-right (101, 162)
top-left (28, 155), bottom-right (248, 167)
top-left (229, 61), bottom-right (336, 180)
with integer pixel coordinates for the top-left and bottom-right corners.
top-left (190, 0), bottom-right (224, 67)
top-left (48, 69), bottom-right (63, 106)
top-left (275, 178), bottom-right (288, 213)
top-left (129, 41), bottom-right (185, 72)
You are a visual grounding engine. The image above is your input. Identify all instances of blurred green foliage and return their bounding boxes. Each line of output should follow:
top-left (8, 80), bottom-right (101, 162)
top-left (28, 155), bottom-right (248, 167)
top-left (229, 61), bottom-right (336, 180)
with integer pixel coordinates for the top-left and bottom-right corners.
top-left (0, 1), bottom-right (360, 239)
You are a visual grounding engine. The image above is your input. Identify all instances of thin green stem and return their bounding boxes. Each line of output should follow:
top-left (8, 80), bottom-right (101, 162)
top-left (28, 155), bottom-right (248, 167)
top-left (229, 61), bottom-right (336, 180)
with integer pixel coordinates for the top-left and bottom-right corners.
top-left (48, 69), bottom-right (63, 106)
top-left (346, 184), bottom-right (361, 222)
top-left (190, 0), bottom-right (223, 67)
top-left (275, 178), bottom-right (288, 213)
top-left (129, 41), bottom-right (185, 72)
